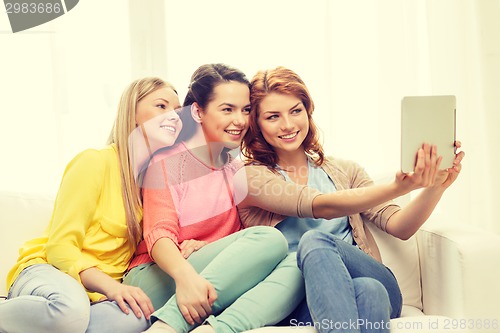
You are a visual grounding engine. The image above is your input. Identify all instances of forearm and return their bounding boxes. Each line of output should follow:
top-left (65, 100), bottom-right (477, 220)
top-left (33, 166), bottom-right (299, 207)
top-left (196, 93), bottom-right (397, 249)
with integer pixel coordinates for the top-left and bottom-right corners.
top-left (385, 187), bottom-right (445, 240)
top-left (312, 182), bottom-right (407, 219)
top-left (79, 267), bottom-right (120, 298)
top-left (151, 238), bottom-right (197, 281)
top-left (80, 266), bottom-right (156, 319)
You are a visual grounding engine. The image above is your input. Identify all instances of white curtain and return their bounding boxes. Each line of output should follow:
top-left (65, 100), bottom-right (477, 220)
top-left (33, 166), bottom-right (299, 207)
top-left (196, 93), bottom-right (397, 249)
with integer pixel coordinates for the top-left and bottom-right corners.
top-left (1, 0), bottom-right (498, 233)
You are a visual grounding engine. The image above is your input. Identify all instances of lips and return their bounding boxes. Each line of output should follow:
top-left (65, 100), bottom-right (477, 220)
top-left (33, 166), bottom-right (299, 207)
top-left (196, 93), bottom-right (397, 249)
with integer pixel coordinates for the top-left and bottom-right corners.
top-left (225, 129), bottom-right (243, 136)
top-left (160, 124), bottom-right (177, 133)
top-left (278, 131), bottom-right (299, 139)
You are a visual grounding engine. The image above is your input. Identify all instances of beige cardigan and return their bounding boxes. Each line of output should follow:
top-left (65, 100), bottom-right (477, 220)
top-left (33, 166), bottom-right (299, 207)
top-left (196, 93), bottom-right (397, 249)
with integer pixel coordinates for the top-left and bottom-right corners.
top-left (236, 157), bottom-right (401, 262)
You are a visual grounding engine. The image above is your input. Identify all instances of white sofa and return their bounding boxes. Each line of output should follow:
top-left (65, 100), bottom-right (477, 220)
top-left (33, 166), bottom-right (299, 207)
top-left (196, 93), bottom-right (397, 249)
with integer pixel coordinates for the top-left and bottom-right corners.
top-left (1, 191), bottom-right (500, 333)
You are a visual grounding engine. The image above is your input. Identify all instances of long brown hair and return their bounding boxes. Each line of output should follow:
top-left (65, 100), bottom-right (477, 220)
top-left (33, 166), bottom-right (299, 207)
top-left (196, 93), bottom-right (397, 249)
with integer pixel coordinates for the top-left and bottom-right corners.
top-left (107, 77), bottom-right (176, 249)
top-left (241, 66), bottom-right (324, 168)
top-left (177, 63), bottom-right (250, 142)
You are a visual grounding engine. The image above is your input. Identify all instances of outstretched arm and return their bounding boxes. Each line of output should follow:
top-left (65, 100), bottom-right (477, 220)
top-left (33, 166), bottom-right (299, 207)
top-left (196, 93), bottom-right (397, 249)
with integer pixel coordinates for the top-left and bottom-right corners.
top-left (238, 144), bottom-right (441, 221)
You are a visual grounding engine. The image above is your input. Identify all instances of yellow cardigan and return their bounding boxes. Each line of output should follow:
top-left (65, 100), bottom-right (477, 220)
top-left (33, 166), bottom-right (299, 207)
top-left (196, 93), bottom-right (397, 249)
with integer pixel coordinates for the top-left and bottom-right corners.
top-left (6, 144), bottom-right (136, 302)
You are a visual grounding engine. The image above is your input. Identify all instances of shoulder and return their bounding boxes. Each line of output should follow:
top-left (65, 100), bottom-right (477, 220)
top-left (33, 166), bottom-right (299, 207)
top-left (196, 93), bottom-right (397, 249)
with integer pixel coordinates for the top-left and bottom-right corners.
top-left (222, 151), bottom-right (245, 173)
top-left (242, 163), bottom-right (283, 179)
top-left (321, 156), bottom-right (372, 189)
top-left (322, 156), bottom-right (364, 174)
top-left (67, 145), bottom-right (116, 173)
top-left (143, 143), bottom-right (199, 188)
top-left (59, 145), bottom-right (117, 191)
top-left (147, 143), bottom-right (187, 173)
top-left (151, 143), bottom-right (187, 162)
top-left (233, 163), bottom-right (283, 197)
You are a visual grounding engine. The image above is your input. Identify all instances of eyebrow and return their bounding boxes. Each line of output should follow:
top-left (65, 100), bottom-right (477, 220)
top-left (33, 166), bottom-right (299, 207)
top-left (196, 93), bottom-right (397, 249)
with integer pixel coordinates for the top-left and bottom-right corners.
top-left (154, 98), bottom-right (170, 104)
top-left (289, 102), bottom-right (301, 111)
top-left (218, 103), bottom-right (235, 108)
top-left (218, 103), bottom-right (251, 108)
top-left (262, 102), bottom-right (302, 114)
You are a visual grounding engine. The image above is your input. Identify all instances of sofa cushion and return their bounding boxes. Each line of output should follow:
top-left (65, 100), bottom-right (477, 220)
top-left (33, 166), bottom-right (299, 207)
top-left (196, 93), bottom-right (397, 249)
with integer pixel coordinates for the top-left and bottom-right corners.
top-left (0, 191), bottom-right (53, 295)
top-left (367, 222), bottom-right (422, 311)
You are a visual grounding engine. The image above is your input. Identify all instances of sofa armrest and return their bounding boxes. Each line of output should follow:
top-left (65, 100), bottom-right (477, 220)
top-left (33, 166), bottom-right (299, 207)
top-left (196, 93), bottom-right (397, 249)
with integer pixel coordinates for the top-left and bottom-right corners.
top-left (417, 222), bottom-right (500, 324)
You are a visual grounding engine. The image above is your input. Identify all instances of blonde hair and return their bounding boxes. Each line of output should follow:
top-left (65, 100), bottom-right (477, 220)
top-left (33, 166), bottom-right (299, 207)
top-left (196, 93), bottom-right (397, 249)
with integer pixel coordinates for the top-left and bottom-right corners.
top-left (107, 77), bottom-right (177, 248)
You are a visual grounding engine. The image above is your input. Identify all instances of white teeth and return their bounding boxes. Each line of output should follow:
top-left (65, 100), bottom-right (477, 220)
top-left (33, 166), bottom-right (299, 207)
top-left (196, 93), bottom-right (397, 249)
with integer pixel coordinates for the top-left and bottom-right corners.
top-left (160, 125), bottom-right (176, 133)
top-left (280, 132), bottom-right (298, 139)
top-left (225, 130), bottom-right (242, 135)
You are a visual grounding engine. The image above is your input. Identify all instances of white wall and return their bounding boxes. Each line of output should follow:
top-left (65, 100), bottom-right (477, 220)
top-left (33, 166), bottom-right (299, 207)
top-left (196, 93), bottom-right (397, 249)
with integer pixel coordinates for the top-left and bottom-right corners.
top-left (1, 0), bottom-right (499, 233)
top-left (1, 1), bottom-right (132, 195)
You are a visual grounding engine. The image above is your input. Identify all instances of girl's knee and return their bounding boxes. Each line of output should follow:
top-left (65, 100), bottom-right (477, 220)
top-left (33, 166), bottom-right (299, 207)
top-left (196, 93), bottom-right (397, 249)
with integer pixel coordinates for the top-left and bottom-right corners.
top-left (51, 315), bottom-right (89, 333)
top-left (297, 230), bottom-right (338, 262)
top-left (249, 225), bottom-right (283, 239)
top-left (42, 302), bottom-right (90, 333)
top-left (300, 229), bottom-right (324, 244)
top-left (248, 226), bottom-right (288, 258)
top-left (31, 286), bottom-right (90, 333)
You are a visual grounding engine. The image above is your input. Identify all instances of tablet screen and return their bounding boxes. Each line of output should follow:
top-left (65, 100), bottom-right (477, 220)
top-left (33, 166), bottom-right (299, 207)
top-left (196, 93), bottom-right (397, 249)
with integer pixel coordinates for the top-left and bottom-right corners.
top-left (401, 95), bottom-right (456, 173)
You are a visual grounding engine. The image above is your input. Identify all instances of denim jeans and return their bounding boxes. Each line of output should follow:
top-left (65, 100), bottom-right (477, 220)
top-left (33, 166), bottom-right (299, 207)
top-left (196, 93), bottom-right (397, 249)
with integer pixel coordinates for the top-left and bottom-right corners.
top-left (0, 264), bottom-right (148, 333)
top-left (290, 230), bottom-right (402, 333)
top-left (124, 226), bottom-right (304, 333)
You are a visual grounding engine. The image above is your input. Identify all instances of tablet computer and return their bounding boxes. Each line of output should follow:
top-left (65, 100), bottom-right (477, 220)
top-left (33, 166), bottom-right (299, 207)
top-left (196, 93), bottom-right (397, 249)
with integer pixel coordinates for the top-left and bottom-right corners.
top-left (401, 95), bottom-right (456, 173)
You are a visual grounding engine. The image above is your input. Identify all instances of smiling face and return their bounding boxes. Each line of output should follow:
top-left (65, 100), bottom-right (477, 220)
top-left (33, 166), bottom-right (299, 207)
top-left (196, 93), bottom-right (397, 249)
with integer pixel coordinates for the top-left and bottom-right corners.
top-left (198, 81), bottom-right (251, 149)
top-left (136, 87), bottom-right (182, 150)
top-left (257, 92), bottom-right (309, 159)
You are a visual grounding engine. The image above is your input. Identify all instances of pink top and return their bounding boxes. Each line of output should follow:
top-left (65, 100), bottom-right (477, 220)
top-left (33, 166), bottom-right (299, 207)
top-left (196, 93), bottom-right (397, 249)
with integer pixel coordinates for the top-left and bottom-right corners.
top-left (129, 143), bottom-right (242, 269)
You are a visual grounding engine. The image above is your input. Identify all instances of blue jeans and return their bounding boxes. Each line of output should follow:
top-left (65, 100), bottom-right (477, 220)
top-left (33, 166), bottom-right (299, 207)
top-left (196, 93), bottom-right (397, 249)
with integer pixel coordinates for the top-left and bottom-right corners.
top-left (0, 264), bottom-right (148, 333)
top-left (288, 230), bottom-right (402, 333)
